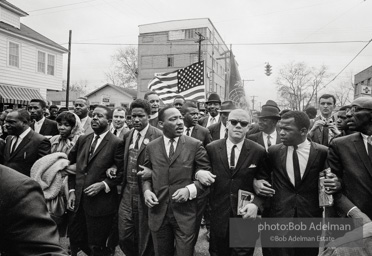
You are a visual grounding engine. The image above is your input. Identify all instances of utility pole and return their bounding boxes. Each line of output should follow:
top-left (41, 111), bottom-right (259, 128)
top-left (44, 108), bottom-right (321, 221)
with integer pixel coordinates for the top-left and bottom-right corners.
top-left (251, 96), bottom-right (257, 110)
top-left (195, 32), bottom-right (205, 62)
top-left (66, 30), bottom-right (72, 108)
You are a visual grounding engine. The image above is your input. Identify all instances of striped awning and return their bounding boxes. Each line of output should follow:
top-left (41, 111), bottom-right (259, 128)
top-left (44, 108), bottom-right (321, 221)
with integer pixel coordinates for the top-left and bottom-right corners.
top-left (0, 84), bottom-right (44, 105)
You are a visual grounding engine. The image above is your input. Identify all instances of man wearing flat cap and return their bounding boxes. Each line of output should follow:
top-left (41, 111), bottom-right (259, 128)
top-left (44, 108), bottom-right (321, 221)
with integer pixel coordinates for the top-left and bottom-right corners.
top-left (327, 96), bottom-right (372, 220)
top-left (199, 93), bottom-right (222, 128)
top-left (208, 101), bottom-right (236, 141)
top-left (248, 100), bottom-right (281, 152)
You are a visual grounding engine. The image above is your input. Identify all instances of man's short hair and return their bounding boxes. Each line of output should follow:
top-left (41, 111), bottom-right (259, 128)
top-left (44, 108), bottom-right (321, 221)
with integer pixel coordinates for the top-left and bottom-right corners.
top-left (76, 96), bottom-right (90, 106)
top-left (16, 109), bottom-right (31, 124)
top-left (30, 99), bottom-right (47, 109)
top-left (144, 91), bottom-right (158, 100)
top-left (180, 102), bottom-right (197, 116)
top-left (304, 106), bottom-right (317, 119)
top-left (281, 110), bottom-right (310, 130)
top-left (319, 94), bottom-right (336, 105)
top-left (113, 107), bottom-right (126, 113)
top-left (130, 99), bottom-right (151, 116)
top-left (158, 105), bottom-right (174, 122)
top-left (173, 95), bottom-right (185, 101)
top-left (49, 105), bottom-right (58, 110)
top-left (94, 105), bottom-right (112, 120)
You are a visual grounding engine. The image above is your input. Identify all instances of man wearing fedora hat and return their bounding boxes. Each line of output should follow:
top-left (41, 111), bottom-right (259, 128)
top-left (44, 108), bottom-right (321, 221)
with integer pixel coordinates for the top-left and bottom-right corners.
top-left (248, 100), bottom-right (281, 151)
top-left (199, 93), bottom-right (222, 128)
top-left (208, 101), bottom-right (236, 141)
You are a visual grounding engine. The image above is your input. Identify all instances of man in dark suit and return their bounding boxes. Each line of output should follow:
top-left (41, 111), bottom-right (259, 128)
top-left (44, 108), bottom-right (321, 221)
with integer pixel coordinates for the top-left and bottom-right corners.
top-left (0, 164), bottom-right (67, 255)
top-left (29, 99), bottom-right (59, 138)
top-left (3, 109), bottom-right (51, 176)
top-left (199, 93), bottom-right (221, 128)
top-left (117, 99), bottom-right (162, 256)
top-left (308, 94), bottom-right (340, 146)
top-left (110, 107), bottom-right (130, 139)
top-left (202, 109), bottom-right (267, 256)
top-left (256, 111), bottom-right (328, 256)
top-left (74, 97), bottom-right (94, 135)
top-left (180, 101), bottom-right (212, 147)
top-left (328, 97), bottom-right (372, 220)
top-left (142, 105), bottom-right (210, 256)
top-left (144, 91), bottom-right (161, 128)
top-left (248, 100), bottom-right (281, 151)
top-left (208, 100), bottom-right (236, 141)
top-left (68, 105), bottom-right (124, 256)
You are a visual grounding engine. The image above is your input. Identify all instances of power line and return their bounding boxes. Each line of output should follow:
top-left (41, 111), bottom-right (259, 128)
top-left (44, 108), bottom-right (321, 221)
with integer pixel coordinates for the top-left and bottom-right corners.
top-left (26, 0), bottom-right (97, 12)
top-left (322, 37), bottom-right (372, 88)
top-left (63, 40), bottom-right (369, 46)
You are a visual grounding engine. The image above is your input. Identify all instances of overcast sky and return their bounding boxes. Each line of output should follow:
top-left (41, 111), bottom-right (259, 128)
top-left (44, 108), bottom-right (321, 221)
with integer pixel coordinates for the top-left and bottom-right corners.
top-left (10, 0), bottom-right (372, 107)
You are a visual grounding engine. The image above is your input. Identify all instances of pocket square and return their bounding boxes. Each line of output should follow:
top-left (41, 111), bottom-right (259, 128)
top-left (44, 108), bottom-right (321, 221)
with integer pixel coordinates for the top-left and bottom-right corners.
top-left (248, 164), bottom-right (256, 168)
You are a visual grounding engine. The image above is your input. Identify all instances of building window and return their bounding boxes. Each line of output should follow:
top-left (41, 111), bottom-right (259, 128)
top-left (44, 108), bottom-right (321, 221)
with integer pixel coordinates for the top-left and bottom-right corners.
top-left (167, 55), bottom-right (174, 67)
top-left (9, 42), bottom-right (19, 67)
top-left (185, 28), bottom-right (206, 39)
top-left (47, 54), bottom-right (55, 75)
top-left (38, 51), bottom-right (46, 73)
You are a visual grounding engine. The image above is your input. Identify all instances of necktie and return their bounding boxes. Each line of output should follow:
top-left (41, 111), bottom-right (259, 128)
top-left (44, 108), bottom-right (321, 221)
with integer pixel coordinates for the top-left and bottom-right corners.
top-left (186, 128), bottom-right (190, 136)
top-left (367, 136), bottom-right (372, 164)
top-left (113, 129), bottom-right (118, 136)
top-left (134, 133), bottom-right (141, 150)
top-left (230, 145), bottom-right (237, 169)
top-left (169, 139), bottom-right (175, 162)
top-left (11, 136), bottom-right (19, 154)
top-left (224, 128), bottom-right (228, 139)
top-left (293, 145), bottom-right (301, 188)
top-left (210, 117), bottom-right (216, 125)
top-left (89, 135), bottom-right (100, 158)
top-left (267, 135), bottom-right (272, 148)
top-left (322, 125), bottom-right (329, 146)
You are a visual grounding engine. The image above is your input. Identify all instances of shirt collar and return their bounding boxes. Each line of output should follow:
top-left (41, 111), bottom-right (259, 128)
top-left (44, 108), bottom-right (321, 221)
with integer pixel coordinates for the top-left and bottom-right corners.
top-left (291, 139), bottom-right (311, 150)
top-left (36, 116), bottom-right (45, 125)
top-left (263, 130), bottom-right (276, 137)
top-left (150, 112), bottom-right (158, 120)
top-left (19, 127), bottom-right (31, 139)
top-left (94, 129), bottom-right (110, 139)
top-left (163, 135), bottom-right (180, 146)
top-left (110, 123), bottom-right (124, 133)
top-left (135, 123), bottom-right (150, 138)
top-left (210, 113), bottom-right (220, 121)
top-left (226, 137), bottom-right (244, 151)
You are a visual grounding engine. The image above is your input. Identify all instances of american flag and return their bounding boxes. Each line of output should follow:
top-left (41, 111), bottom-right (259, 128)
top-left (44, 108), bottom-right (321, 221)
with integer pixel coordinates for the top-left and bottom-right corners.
top-left (147, 61), bottom-right (205, 104)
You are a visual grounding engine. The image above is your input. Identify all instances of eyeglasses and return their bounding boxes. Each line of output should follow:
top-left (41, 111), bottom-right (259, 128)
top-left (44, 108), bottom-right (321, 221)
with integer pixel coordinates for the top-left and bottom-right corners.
top-left (228, 119), bottom-right (249, 127)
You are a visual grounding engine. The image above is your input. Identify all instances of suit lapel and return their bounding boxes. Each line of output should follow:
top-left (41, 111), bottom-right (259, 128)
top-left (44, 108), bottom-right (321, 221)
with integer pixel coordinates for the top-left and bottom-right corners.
top-left (300, 142), bottom-right (319, 184)
top-left (191, 125), bottom-right (198, 138)
top-left (124, 130), bottom-right (134, 167)
top-left (169, 135), bottom-right (184, 166)
top-left (39, 120), bottom-right (47, 135)
top-left (10, 131), bottom-right (33, 159)
top-left (89, 133), bottom-right (110, 162)
top-left (258, 132), bottom-right (265, 147)
top-left (232, 140), bottom-right (250, 177)
top-left (219, 139), bottom-right (230, 176)
top-left (353, 134), bottom-right (372, 176)
top-left (138, 127), bottom-right (153, 156)
top-left (275, 131), bottom-right (281, 144)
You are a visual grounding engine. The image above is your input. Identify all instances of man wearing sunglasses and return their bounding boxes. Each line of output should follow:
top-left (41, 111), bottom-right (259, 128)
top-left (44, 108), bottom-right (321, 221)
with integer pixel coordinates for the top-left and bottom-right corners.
top-left (327, 97), bottom-right (372, 220)
top-left (204, 109), bottom-right (267, 255)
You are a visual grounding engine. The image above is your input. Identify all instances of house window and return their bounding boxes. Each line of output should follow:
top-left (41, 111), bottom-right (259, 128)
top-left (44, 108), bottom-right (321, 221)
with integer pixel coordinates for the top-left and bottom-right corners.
top-left (9, 42), bottom-right (19, 67)
top-left (47, 54), bottom-right (55, 75)
top-left (38, 51), bottom-right (46, 73)
top-left (167, 55), bottom-right (174, 67)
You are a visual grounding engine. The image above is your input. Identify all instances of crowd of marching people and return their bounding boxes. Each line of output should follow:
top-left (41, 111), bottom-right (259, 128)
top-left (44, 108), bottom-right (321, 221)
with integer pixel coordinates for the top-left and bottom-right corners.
top-left (0, 91), bottom-right (372, 256)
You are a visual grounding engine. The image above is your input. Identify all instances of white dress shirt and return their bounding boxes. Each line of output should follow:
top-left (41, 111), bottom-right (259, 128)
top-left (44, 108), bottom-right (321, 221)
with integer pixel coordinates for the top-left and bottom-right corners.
top-left (286, 139), bottom-right (311, 186)
top-left (206, 114), bottom-right (220, 127)
top-left (150, 112), bottom-right (158, 120)
top-left (226, 138), bottom-right (244, 168)
top-left (262, 131), bottom-right (278, 151)
top-left (131, 124), bottom-right (150, 148)
top-left (110, 123), bottom-right (125, 138)
top-left (219, 122), bottom-right (227, 140)
top-left (163, 136), bottom-right (197, 200)
top-left (183, 126), bottom-right (194, 136)
top-left (34, 116), bottom-right (45, 134)
top-left (11, 127), bottom-right (31, 153)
